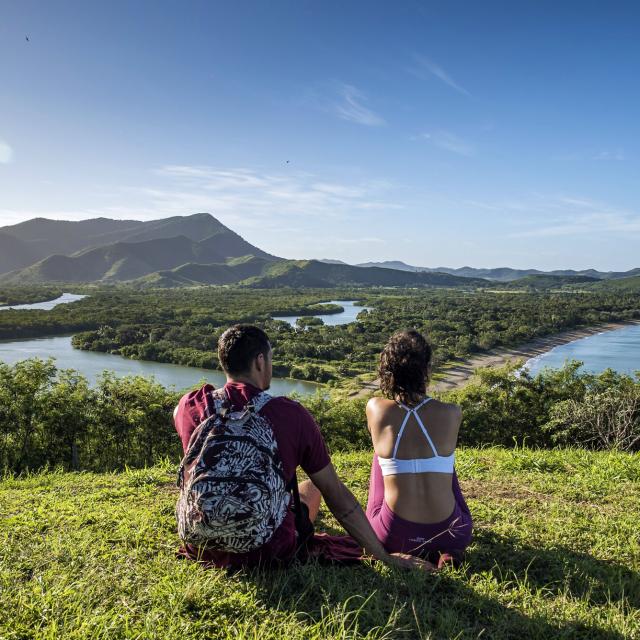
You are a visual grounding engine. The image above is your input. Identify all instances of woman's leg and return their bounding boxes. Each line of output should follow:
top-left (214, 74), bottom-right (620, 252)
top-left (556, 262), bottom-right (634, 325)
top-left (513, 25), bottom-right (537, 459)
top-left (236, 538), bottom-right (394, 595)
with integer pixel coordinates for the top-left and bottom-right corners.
top-left (298, 479), bottom-right (322, 523)
top-left (366, 454), bottom-right (385, 519)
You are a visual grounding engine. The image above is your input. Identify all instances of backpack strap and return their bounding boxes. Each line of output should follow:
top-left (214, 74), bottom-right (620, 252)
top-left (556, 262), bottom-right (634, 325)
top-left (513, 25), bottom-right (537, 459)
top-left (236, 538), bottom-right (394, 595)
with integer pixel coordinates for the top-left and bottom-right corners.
top-left (247, 390), bottom-right (272, 414)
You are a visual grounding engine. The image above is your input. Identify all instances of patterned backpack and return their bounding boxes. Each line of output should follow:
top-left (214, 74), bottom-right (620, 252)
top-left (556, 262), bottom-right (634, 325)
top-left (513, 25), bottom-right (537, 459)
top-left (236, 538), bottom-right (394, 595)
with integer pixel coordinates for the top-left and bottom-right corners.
top-left (176, 388), bottom-right (291, 553)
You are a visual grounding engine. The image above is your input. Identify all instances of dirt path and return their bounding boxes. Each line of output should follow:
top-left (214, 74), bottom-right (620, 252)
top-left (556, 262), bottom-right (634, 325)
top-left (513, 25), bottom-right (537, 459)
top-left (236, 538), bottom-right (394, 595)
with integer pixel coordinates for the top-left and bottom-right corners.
top-left (350, 319), bottom-right (640, 398)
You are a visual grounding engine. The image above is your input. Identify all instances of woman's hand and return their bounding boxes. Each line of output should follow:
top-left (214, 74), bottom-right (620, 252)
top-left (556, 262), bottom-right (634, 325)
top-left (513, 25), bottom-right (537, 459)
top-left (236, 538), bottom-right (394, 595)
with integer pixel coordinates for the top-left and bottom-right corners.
top-left (387, 552), bottom-right (436, 572)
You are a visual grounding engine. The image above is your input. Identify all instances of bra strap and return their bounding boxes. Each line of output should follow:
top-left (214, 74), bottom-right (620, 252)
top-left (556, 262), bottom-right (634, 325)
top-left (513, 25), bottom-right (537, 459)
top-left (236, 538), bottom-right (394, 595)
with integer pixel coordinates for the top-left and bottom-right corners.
top-left (392, 397), bottom-right (437, 458)
top-left (413, 404), bottom-right (439, 456)
top-left (391, 409), bottom-right (413, 458)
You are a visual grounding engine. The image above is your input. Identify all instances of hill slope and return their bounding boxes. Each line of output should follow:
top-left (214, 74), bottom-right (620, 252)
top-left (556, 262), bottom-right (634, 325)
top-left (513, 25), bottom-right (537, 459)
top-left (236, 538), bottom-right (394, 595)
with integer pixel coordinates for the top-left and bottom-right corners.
top-left (244, 260), bottom-right (488, 288)
top-left (1, 224), bottom-right (279, 284)
top-left (2, 448), bottom-right (637, 639)
top-left (357, 261), bottom-right (640, 282)
top-left (0, 213), bottom-right (248, 275)
top-left (503, 274), bottom-right (601, 289)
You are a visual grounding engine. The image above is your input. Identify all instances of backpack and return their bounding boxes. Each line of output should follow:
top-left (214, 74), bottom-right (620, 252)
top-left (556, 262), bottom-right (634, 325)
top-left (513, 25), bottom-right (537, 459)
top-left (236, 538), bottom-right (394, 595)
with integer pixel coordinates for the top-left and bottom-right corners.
top-left (175, 388), bottom-right (291, 553)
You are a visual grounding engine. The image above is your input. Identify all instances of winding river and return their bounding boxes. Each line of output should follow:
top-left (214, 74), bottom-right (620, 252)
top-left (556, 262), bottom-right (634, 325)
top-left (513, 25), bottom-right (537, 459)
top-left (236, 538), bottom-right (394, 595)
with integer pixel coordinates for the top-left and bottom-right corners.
top-left (273, 300), bottom-right (371, 326)
top-left (0, 335), bottom-right (321, 395)
top-left (0, 295), bottom-right (367, 395)
top-left (0, 292), bottom-right (87, 311)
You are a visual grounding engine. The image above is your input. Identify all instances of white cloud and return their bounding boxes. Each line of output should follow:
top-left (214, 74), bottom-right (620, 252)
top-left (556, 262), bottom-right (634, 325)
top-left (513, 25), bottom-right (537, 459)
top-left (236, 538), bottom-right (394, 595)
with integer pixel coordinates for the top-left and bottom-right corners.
top-left (593, 150), bottom-right (625, 161)
top-left (141, 165), bottom-right (401, 227)
top-left (335, 236), bottom-right (384, 245)
top-left (420, 131), bottom-right (475, 156)
top-left (496, 196), bottom-right (640, 238)
top-left (0, 139), bottom-right (13, 164)
top-left (412, 55), bottom-right (471, 96)
top-left (330, 84), bottom-right (385, 127)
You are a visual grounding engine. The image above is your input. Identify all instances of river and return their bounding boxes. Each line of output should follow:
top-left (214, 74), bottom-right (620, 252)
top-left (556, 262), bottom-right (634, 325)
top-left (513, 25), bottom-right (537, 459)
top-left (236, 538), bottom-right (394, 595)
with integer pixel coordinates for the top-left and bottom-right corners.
top-left (0, 294), bottom-right (371, 395)
top-left (0, 292), bottom-right (87, 311)
top-left (273, 299), bottom-right (371, 326)
top-left (0, 335), bottom-right (322, 395)
top-left (526, 323), bottom-right (640, 377)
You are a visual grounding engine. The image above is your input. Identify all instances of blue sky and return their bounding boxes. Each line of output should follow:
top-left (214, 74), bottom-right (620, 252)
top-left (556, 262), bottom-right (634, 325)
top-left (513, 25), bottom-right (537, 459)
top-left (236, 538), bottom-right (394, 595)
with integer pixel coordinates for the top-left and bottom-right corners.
top-left (1, 1), bottom-right (639, 270)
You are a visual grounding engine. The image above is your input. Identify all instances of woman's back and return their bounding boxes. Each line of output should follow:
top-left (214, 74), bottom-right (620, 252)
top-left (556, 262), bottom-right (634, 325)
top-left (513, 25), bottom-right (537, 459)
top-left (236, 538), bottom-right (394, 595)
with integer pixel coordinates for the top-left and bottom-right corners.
top-left (367, 396), bottom-right (462, 523)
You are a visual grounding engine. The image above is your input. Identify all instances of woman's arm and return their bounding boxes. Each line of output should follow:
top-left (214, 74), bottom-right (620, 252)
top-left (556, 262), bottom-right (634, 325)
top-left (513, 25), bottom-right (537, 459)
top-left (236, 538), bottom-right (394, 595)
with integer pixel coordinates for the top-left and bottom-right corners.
top-left (309, 462), bottom-right (434, 571)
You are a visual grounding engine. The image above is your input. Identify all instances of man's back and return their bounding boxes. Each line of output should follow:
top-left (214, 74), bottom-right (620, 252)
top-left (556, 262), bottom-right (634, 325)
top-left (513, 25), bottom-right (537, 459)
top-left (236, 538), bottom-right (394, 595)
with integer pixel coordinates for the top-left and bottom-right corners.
top-left (174, 381), bottom-right (330, 567)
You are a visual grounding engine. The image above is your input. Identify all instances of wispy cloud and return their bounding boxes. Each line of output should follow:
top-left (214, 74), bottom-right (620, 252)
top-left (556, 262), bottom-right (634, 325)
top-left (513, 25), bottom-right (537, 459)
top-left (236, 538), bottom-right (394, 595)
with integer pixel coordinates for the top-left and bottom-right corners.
top-left (420, 130), bottom-right (475, 156)
top-left (511, 212), bottom-right (640, 238)
top-left (553, 149), bottom-right (627, 162)
top-left (146, 165), bottom-right (401, 225)
top-left (593, 150), bottom-right (625, 161)
top-left (0, 139), bottom-right (13, 164)
top-left (478, 195), bottom-right (640, 238)
top-left (412, 55), bottom-right (470, 96)
top-left (330, 84), bottom-right (385, 126)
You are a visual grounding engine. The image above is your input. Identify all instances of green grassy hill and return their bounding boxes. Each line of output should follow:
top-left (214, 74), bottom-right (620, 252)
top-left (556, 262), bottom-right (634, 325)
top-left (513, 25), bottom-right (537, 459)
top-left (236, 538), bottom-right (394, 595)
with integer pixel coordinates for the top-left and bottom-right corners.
top-left (244, 260), bottom-right (488, 288)
top-left (1, 233), bottom-right (278, 284)
top-left (588, 274), bottom-right (640, 293)
top-left (504, 274), bottom-right (601, 289)
top-left (2, 447), bottom-right (638, 639)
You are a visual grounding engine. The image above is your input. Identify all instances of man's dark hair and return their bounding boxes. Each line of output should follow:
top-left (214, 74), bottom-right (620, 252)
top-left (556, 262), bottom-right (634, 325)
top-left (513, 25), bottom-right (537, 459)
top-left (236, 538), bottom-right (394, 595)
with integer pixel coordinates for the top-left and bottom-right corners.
top-left (218, 325), bottom-right (271, 375)
top-left (378, 329), bottom-right (432, 405)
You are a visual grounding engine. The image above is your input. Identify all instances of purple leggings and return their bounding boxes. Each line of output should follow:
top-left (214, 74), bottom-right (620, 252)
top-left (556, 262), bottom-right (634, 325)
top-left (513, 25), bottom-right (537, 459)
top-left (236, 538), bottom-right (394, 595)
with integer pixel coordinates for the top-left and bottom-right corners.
top-left (365, 455), bottom-right (473, 558)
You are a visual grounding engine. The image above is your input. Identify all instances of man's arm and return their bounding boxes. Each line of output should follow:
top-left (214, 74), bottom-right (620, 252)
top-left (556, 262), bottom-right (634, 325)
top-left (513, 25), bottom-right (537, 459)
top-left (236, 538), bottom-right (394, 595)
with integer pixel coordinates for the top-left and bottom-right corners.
top-left (309, 463), bottom-right (434, 571)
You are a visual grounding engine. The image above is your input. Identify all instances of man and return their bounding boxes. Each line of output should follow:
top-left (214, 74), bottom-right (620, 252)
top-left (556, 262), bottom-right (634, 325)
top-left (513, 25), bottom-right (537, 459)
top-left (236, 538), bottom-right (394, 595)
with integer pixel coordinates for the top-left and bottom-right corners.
top-left (174, 324), bottom-right (432, 570)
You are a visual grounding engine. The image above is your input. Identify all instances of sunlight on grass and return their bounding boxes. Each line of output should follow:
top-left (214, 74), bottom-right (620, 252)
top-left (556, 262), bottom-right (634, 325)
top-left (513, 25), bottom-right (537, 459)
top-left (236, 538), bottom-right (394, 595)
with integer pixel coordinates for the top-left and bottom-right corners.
top-left (1, 447), bottom-right (638, 639)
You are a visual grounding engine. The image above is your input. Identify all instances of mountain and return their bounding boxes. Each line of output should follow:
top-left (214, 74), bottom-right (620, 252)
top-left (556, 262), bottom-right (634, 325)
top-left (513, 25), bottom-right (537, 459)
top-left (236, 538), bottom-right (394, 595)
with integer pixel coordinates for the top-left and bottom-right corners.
top-left (243, 260), bottom-right (488, 288)
top-left (0, 213), bottom-right (233, 275)
top-left (587, 274), bottom-right (640, 293)
top-left (0, 232), bottom-right (40, 274)
top-left (0, 215), bottom-right (279, 284)
top-left (503, 274), bottom-right (601, 289)
top-left (356, 262), bottom-right (640, 282)
top-left (356, 260), bottom-right (424, 272)
top-left (131, 257), bottom-right (275, 288)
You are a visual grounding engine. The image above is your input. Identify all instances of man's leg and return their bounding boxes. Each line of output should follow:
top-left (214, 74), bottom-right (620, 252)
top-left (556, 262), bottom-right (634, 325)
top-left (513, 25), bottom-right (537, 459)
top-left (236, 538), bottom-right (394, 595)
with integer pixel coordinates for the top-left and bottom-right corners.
top-left (298, 479), bottom-right (322, 522)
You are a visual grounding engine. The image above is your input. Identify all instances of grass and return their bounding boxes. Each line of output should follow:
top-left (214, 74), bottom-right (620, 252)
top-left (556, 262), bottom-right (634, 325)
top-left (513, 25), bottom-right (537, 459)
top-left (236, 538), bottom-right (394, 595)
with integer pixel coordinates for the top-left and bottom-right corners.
top-left (1, 447), bottom-right (639, 639)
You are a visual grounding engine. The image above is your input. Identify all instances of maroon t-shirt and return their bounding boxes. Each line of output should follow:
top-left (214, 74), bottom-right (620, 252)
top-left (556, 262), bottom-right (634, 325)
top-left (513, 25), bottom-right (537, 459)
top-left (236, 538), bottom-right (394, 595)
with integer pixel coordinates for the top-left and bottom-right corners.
top-left (174, 381), bottom-right (331, 567)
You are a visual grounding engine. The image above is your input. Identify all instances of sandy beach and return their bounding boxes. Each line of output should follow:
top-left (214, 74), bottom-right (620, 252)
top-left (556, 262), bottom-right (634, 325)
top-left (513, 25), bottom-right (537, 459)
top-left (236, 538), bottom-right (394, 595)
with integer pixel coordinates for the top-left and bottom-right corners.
top-left (353, 319), bottom-right (640, 397)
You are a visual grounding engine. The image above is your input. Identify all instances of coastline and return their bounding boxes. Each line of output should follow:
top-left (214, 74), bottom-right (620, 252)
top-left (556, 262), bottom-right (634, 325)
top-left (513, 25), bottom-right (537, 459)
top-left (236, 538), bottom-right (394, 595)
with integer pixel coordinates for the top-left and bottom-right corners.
top-left (431, 319), bottom-right (640, 392)
top-left (352, 319), bottom-right (640, 397)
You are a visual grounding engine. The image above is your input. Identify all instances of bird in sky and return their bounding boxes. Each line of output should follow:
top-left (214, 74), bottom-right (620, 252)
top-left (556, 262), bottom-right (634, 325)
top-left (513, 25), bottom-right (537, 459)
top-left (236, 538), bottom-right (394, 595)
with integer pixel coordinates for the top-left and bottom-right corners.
top-left (25, 35), bottom-right (30, 42)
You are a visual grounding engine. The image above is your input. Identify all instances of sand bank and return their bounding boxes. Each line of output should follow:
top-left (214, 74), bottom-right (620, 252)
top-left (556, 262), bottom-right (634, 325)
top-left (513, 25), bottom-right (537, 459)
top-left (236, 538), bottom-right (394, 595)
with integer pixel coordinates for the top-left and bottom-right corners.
top-left (352, 320), bottom-right (640, 397)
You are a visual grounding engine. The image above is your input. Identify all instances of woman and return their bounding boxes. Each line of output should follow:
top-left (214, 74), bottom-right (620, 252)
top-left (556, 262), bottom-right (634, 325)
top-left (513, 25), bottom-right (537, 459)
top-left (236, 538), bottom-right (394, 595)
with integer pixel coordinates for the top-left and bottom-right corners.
top-left (365, 330), bottom-right (472, 567)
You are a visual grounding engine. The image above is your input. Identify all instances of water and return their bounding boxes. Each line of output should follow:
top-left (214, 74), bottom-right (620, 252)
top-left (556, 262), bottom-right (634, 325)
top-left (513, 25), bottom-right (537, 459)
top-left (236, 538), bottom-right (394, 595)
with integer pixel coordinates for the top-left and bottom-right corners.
top-left (0, 336), bottom-right (321, 395)
top-left (273, 299), bottom-right (371, 327)
top-left (525, 323), bottom-right (640, 377)
top-left (0, 292), bottom-right (87, 311)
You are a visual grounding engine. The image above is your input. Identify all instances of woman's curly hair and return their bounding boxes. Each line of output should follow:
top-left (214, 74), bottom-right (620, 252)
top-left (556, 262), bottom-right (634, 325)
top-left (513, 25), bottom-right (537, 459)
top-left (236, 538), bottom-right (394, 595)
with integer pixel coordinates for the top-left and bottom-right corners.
top-left (378, 330), bottom-right (432, 405)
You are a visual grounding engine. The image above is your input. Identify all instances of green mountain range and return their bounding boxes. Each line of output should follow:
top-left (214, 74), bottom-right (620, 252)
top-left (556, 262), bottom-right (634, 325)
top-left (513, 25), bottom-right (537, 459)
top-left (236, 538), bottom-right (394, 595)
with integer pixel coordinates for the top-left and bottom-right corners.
top-left (354, 260), bottom-right (640, 282)
top-left (2, 214), bottom-right (638, 290)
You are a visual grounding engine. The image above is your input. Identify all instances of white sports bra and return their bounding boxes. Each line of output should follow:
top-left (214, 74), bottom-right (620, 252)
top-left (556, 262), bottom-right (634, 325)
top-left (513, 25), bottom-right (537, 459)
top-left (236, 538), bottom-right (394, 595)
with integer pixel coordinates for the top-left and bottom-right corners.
top-left (377, 397), bottom-right (455, 476)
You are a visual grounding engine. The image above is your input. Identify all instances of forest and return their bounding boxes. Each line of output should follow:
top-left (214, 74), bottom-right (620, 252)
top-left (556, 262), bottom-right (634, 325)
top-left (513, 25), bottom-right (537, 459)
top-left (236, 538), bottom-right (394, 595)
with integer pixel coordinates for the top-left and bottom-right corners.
top-left (1, 358), bottom-right (638, 474)
top-left (1, 285), bottom-right (638, 383)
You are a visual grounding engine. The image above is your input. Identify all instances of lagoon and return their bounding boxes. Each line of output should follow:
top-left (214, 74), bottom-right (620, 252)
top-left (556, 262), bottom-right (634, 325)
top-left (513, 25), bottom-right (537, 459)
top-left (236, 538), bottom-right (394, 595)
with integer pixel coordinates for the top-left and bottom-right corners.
top-left (0, 292), bottom-right (87, 311)
top-left (0, 336), bottom-right (321, 395)
top-left (526, 323), bottom-right (640, 377)
top-left (273, 299), bottom-right (371, 327)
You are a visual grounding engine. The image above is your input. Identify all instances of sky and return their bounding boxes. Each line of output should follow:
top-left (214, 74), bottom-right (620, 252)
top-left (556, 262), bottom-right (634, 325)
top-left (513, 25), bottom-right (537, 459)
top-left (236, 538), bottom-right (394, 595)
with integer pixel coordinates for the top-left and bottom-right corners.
top-left (1, 0), bottom-right (640, 270)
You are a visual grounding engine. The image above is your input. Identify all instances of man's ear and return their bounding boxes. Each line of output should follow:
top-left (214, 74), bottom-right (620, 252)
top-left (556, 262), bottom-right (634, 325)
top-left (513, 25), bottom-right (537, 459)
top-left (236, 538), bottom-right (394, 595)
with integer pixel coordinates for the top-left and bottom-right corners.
top-left (255, 352), bottom-right (265, 373)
